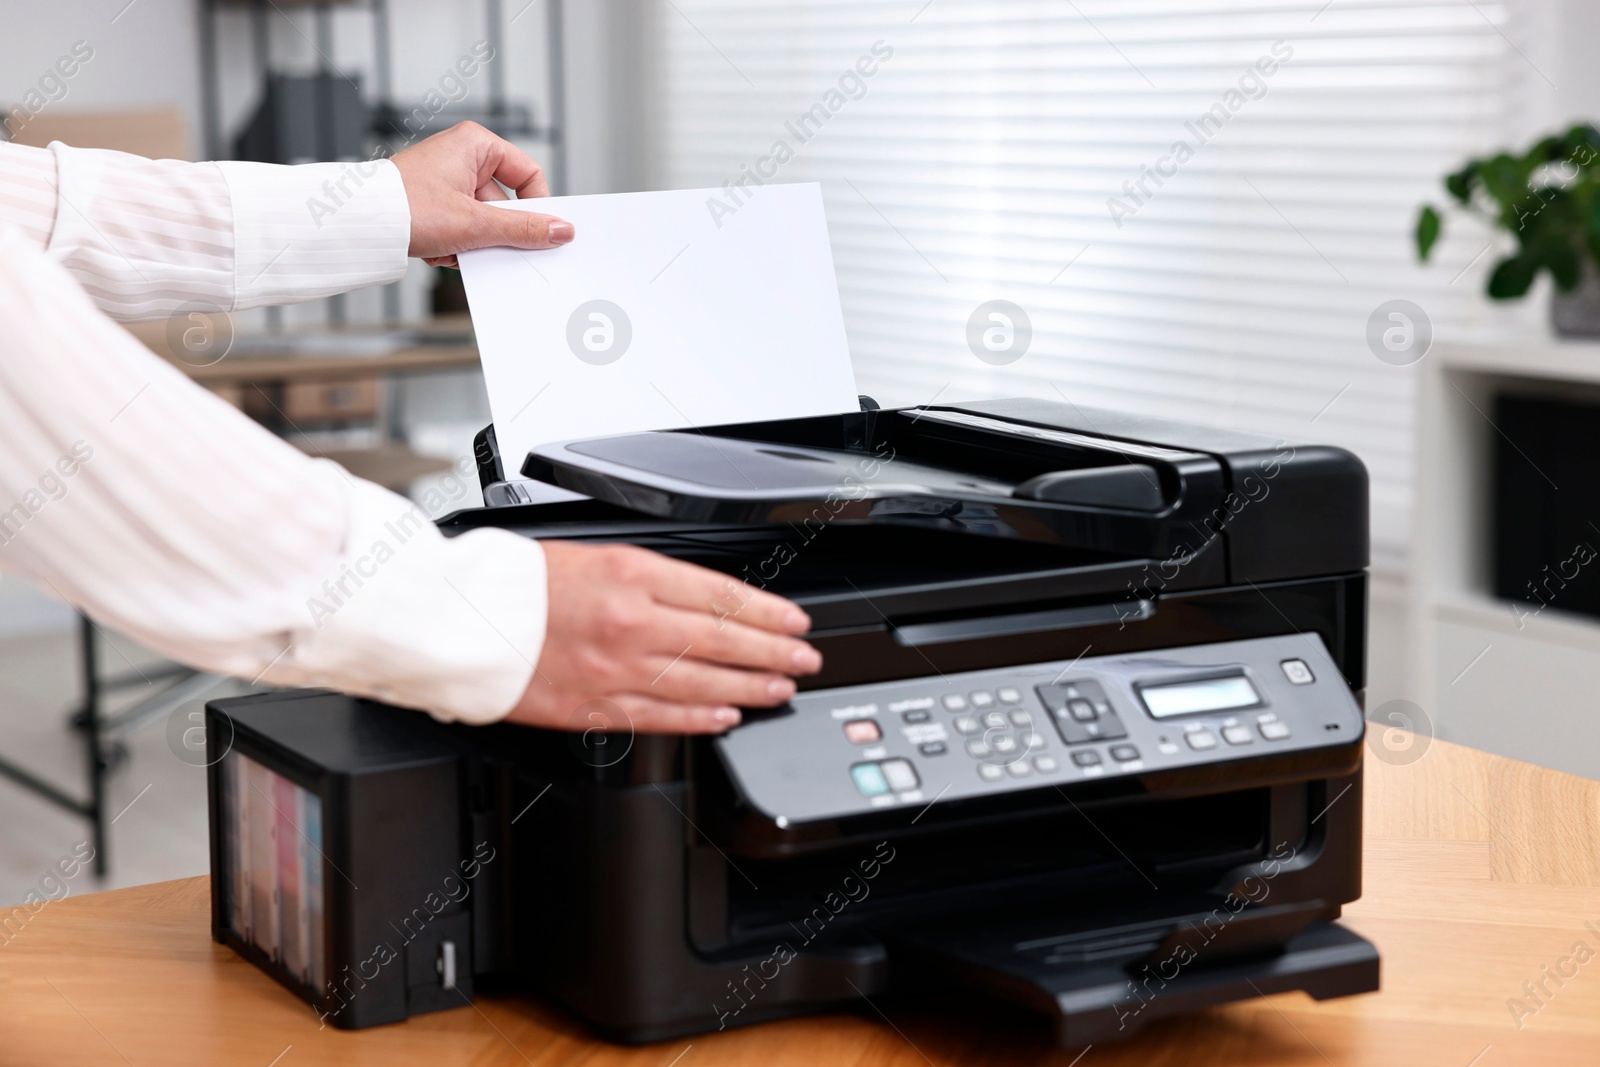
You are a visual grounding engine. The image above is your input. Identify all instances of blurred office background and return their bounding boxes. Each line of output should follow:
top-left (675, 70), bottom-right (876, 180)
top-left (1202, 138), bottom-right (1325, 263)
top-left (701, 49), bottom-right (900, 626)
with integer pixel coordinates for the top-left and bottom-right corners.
top-left (3, 0), bottom-right (1600, 897)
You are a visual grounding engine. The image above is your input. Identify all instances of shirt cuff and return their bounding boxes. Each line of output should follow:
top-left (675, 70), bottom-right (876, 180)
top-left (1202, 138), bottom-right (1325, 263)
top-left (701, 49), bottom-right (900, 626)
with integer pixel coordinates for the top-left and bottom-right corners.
top-left (216, 157), bottom-right (411, 311)
top-left (259, 471), bottom-right (545, 724)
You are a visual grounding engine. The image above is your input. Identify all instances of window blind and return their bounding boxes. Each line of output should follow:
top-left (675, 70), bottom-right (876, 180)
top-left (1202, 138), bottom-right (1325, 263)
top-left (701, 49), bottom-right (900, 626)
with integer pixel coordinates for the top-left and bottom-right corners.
top-left (643, 0), bottom-right (1522, 573)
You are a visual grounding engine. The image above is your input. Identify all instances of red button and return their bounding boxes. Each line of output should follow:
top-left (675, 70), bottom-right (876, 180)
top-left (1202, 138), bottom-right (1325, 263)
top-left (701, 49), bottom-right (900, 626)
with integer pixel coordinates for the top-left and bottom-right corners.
top-left (843, 719), bottom-right (882, 744)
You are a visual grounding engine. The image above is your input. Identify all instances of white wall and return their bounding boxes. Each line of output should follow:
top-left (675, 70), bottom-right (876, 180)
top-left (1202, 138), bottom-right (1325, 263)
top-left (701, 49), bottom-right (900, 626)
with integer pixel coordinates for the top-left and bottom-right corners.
top-left (1536, 0), bottom-right (1600, 128)
top-left (1, 2), bottom-right (202, 129)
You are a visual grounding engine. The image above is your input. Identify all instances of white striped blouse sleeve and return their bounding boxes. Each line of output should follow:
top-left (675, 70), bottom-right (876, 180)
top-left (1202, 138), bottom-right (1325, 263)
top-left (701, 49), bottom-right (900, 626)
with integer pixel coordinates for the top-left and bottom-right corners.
top-left (0, 142), bottom-right (56, 248)
top-left (0, 140), bottom-right (409, 321)
top-left (0, 142), bottom-right (547, 725)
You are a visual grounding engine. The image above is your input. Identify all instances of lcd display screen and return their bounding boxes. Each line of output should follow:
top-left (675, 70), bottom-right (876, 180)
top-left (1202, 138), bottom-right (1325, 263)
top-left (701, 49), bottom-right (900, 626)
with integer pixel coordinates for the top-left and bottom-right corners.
top-left (1139, 675), bottom-right (1261, 718)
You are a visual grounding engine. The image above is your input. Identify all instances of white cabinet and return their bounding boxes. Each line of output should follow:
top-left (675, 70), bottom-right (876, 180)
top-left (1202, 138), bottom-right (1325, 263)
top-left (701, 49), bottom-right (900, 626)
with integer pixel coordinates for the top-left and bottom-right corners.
top-left (1406, 338), bottom-right (1600, 778)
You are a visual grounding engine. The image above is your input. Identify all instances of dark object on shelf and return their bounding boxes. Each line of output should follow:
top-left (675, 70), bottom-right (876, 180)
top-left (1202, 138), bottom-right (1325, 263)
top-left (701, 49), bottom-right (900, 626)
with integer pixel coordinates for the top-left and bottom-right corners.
top-left (1493, 393), bottom-right (1600, 619)
top-left (430, 266), bottom-right (470, 316)
top-left (371, 102), bottom-right (538, 145)
top-left (208, 399), bottom-right (1376, 1044)
top-left (198, 0), bottom-right (568, 327)
top-left (198, 0), bottom-right (567, 192)
top-left (1551, 264), bottom-right (1600, 338)
top-left (234, 73), bottom-right (371, 164)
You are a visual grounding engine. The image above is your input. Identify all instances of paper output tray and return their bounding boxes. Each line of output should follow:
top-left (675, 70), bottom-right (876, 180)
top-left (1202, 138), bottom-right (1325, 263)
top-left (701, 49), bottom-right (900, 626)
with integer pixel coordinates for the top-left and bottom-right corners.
top-left (883, 897), bottom-right (1378, 1046)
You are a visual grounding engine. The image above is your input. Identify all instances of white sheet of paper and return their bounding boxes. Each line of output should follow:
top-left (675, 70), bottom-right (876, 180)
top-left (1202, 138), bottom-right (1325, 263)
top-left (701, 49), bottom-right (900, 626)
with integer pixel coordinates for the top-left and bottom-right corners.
top-left (459, 183), bottom-right (859, 500)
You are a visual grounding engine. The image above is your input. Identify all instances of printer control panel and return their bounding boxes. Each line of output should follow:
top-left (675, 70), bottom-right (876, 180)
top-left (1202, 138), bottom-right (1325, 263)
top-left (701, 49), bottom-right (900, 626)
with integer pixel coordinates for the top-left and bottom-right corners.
top-left (715, 633), bottom-right (1363, 826)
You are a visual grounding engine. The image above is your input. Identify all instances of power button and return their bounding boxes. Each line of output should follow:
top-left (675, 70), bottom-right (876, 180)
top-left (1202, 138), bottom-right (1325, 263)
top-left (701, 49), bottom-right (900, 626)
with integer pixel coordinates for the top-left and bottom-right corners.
top-left (1280, 659), bottom-right (1315, 685)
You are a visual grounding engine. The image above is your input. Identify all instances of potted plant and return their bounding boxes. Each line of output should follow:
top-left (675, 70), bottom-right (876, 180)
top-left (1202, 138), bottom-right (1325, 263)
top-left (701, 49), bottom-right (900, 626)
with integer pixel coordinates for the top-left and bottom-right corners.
top-left (1416, 123), bottom-right (1600, 336)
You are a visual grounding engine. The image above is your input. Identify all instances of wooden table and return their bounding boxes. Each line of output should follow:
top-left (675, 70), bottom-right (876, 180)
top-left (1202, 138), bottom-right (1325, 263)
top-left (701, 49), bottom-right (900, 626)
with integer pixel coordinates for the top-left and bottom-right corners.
top-left (124, 314), bottom-right (481, 386)
top-left (123, 316), bottom-right (482, 493)
top-left (176, 339), bottom-right (481, 387)
top-left (9, 736), bottom-right (1600, 1066)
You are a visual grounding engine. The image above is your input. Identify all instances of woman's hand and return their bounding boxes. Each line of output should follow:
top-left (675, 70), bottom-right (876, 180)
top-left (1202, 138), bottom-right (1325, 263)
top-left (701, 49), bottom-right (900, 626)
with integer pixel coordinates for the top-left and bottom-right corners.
top-left (390, 121), bottom-right (573, 267)
top-left (506, 541), bottom-right (822, 734)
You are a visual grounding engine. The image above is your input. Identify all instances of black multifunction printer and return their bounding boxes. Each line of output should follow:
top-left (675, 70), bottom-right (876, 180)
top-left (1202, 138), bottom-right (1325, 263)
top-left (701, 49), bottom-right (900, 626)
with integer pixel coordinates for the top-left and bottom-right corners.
top-left (206, 398), bottom-right (1377, 1047)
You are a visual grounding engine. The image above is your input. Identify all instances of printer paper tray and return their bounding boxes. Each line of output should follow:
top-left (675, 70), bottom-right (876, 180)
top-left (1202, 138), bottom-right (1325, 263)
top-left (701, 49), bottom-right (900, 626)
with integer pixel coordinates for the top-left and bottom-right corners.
top-left (883, 898), bottom-right (1378, 1047)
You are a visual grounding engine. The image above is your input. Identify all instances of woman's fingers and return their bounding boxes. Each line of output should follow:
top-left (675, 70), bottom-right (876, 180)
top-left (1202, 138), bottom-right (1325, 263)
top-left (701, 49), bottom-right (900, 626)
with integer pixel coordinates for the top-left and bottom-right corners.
top-left (634, 551), bottom-right (812, 635)
top-left (592, 693), bottom-right (741, 734)
top-left (656, 605), bottom-right (822, 675)
top-left (478, 135), bottom-right (549, 199)
top-left (472, 204), bottom-right (574, 251)
top-left (515, 541), bottom-right (821, 736)
top-left (504, 686), bottom-right (740, 734)
top-left (643, 656), bottom-right (796, 708)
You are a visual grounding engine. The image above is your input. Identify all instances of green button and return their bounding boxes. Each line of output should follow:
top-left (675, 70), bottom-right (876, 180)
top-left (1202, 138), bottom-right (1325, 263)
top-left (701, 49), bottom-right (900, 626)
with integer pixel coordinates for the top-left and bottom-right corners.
top-left (850, 762), bottom-right (889, 797)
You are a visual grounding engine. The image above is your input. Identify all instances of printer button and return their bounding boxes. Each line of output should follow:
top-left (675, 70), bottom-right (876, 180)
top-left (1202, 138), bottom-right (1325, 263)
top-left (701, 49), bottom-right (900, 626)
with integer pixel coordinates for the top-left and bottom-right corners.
top-left (1050, 715), bottom-right (1093, 745)
top-left (965, 740), bottom-right (991, 759)
top-left (1024, 731), bottom-right (1044, 749)
top-left (1009, 709), bottom-right (1033, 727)
top-left (942, 694), bottom-right (969, 712)
top-left (901, 709), bottom-right (931, 724)
top-left (1109, 744), bottom-right (1141, 762)
top-left (850, 763), bottom-right (890, 796)
top-left (1068, 700), bottom-right (1096, 722)
top-left (1033, 755), bottom-right (1059, 773)
top-left (977, 763), bottom-right (1005, 782)
top-left (991, 735), bottom-right (1019, 755)
top-left (919, 741), bottom-right (948, 757)
top-left (880, 759), bottom-right (920, 792)
top-left (1185, 729), bottom-right (1219, 751)
top-left (1222, 725), bottom-right (1253, 746)
top-left (1005, 761), bottom-right (1031, 778)
top-left (1071, 750), bottom-right (1102, 767)
top-left (1034, 684), bottom-right (1070, 713)
top-left (970, 690), bottom-right (996, 708)
top-left (982, 711), bottom-right (1009, 730)
top-left (953, 715), bottom-right (981, 735)
top-left (1280, 659), bottom-right (1315, 685)
top-left (1085, 712), bottom-right (1128, 741)
top-left (843, 719), bottom-right (882, 745)
top-left (998, 687), bottom-right (1022, 705)
top-left (1260, 721), bottom-right (1291, 741)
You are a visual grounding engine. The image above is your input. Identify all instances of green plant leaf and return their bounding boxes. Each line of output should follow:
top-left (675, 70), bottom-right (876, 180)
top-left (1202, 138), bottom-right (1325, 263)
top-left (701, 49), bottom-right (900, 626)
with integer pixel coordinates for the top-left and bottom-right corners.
top-left (1487, 255), bottom-right (1537, 299)
top-left (1569, 123), bottom-right (1600, 154)
top-left (1575, 126), bottom-right (1600, 175)
top-left (1528, 135), bottom-right (1564, 165)
top-left (1544, 241), bottom-right (1582, 291)
top-left (1480, 155), bottom-right (1527, 207)
top-left (1515, 186), bottom-right (1575, 242)
top-left (1429, 126), bottom-right (1600, 295)
top-left (1416, 205), bottom-right (1442, 260)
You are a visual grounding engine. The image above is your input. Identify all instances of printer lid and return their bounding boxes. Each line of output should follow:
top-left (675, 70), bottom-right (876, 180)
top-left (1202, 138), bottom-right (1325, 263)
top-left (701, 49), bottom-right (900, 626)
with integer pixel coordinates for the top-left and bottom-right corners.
top-left (519, 402), bottom-right (1233, 559)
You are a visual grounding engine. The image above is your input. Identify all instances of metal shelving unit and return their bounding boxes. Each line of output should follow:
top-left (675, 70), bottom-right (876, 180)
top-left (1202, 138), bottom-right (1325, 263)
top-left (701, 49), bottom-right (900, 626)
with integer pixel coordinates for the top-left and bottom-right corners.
top-left (197, 0), bottom-right (568, 323)
top-left (198, 0), bottom-right (566, 181)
